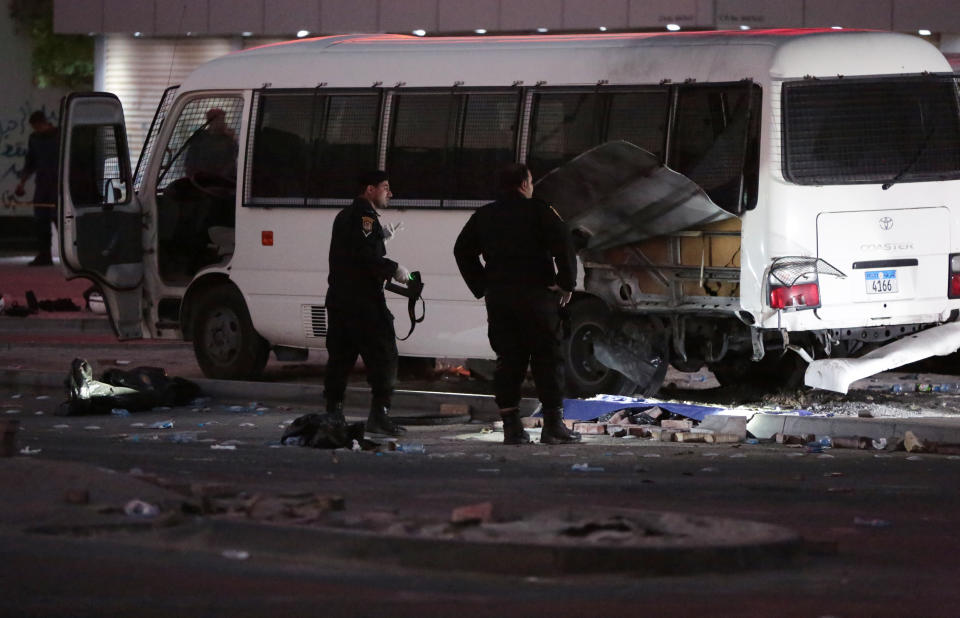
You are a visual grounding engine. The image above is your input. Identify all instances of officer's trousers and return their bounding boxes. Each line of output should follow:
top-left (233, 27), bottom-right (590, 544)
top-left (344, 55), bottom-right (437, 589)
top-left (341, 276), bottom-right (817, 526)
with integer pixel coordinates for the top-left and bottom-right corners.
top-left (485, 287), bottom-right (565, 410)
top-left (324, 302), bottom-right (398, 407)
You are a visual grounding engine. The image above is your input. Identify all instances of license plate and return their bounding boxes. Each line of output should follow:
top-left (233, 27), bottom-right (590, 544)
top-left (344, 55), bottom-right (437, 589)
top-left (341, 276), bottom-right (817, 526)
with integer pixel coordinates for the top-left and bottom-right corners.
top-left (865, 269), bottom-right (898, 294)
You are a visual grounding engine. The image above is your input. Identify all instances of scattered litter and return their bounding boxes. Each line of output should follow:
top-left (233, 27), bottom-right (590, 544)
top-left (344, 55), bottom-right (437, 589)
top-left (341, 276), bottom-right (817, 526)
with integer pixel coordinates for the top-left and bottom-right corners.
top-left (702, 452), bottom-right (719, 457)
top-left (451, 501), bottom-right (494, 525)
top-left (168, 431), bottom-right (199, 443)
top-left (351, 439), bottom-right (361, 452)
top-left (824, 472), bottom-right (844, 477)
top-left (641, 453), bottom-right (661, 458)
top-left (699, 467), bottom-right (718, 473)
top-left (35, 395), bottom-right (50, 400)
top-left (10, 394), bottom-right (21, 399)
top-left (123, 499), bottom-right (159, 517)
top-left (211, 444), bottom-right (237, 450)
top-left (786, 452), bottom-right (805, 457)
top-left (19, 446), bottom-right (41, 455)
top-left (874, 453), bottom-right (893, 458)
top-left (52, 424), bottom-right (69, 429)
top-left (854, 517), bottom-right (891, 528)
top-left (729, 454), bottom-right (747, 458)
top-left (571, 463), bottom-right (605, 472)
top-left (476, 468), bottom-right (500, 473)
top-left (34, 411), bottom-right (43, 416)
top-left (744, 438), bottom-right (759, 445)
top-left (394, 443), bottom-right (426, 453)
top-left (4, 409), bottom-right (20, 415)
top-left (817, 454), bottom-right (835, 459)
top-left (149, 421), bottom-right (173, 429)
top-left (238, 422), bottom-right (256, 428)
top-left (906, 455), bottom-right (923, 461)
top-left (130, 422), bottom-right (145, 427)
top-left (115, 360), bottom-right (132, 365)
top-left (111, 408), bottom-right (130, 417)
top-left (83, 425), bottom-right (101, 430)
top-left (221, 549), bottom-right (250, 560)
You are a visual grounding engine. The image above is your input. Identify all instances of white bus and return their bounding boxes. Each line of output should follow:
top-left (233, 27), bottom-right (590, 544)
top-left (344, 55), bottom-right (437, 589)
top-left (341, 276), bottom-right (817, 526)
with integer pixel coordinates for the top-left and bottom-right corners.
top-left (58, 29), bottom-right (960, 396)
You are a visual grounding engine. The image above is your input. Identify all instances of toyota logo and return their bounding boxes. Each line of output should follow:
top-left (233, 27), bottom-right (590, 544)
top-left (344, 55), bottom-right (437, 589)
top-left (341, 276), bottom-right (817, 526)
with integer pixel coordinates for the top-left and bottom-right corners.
top-left (879, 216), bottom-right (894, 231)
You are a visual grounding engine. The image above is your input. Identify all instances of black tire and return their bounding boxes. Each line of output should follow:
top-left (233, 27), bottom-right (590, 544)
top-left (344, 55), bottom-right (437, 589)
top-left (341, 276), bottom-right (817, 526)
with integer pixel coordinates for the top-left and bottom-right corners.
top-left (192, 285), bottom-right (269, 380)
top-left (563, 298), bottom-right (637, 397)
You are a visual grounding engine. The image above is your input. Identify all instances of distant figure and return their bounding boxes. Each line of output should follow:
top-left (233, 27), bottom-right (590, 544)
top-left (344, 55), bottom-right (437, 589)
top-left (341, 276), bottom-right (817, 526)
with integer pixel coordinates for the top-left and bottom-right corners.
top-left (454, 163), bottom-right (581, 446)
top-left (185, 108), bottom-right (238, 183)
top-left (15, 111), bottom-right (59, 266)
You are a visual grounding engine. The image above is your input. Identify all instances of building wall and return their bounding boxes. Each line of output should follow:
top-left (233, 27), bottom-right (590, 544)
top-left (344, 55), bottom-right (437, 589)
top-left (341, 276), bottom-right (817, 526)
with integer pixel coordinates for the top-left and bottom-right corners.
top-left (0, 10), bottom-right (68, 218)
top-left (53, 0), bottom-right (960, 36)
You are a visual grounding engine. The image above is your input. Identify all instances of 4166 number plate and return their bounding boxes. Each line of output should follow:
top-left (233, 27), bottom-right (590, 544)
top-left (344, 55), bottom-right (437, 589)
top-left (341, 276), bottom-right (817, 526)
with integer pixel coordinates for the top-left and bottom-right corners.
top-left (865, 269), bottom-right (898, 294)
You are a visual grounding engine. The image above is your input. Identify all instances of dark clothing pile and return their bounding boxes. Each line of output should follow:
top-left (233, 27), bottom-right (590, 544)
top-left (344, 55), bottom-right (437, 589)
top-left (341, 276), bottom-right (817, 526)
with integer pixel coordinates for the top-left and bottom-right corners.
top-left (57, 359), bottom-right (201, 416)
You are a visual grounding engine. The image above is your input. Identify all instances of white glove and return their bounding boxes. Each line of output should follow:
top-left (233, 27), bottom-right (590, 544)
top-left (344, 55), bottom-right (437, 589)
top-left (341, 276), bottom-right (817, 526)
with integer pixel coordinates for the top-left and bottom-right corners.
top-left (382, 220), bottom-right (404, 243)
top-left (394, 264), bottom-right (411, 283)
top-left (548, 285), bottom-right (572, 307)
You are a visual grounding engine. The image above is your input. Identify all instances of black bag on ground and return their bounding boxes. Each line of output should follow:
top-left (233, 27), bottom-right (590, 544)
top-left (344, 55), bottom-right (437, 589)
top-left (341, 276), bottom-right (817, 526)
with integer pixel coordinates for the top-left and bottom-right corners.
top-left (281, 413), bottom-right (365, 449)
top-left (57, 358), bottom-right (202, 416)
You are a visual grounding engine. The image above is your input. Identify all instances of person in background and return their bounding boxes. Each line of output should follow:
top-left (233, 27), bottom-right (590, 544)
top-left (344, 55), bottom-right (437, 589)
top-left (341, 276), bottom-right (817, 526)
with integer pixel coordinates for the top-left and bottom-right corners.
top-left (15, 111), bottom-right (59, 266)
top-left (454, 163), bottom-right (581, 445)
top-left (324, 170), bottom-right (413, 437)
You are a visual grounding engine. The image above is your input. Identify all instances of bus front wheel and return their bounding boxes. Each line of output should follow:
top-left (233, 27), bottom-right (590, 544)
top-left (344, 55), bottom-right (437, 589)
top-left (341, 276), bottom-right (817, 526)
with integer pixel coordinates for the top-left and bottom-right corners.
top-left (192, 285), bottom-right (269, 380)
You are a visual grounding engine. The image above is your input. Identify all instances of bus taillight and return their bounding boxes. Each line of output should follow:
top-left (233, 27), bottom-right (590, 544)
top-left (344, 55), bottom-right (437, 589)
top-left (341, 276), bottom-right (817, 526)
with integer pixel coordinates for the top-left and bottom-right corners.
top-left (769, 283), bottom-right (820, 309)
top-left (949, 254), bottom-right (960, 298)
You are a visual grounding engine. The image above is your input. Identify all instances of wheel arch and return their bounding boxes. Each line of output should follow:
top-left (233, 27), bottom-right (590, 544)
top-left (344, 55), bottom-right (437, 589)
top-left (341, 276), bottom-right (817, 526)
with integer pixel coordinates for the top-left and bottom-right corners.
top-left (180, 273), bottom-right (235, 342)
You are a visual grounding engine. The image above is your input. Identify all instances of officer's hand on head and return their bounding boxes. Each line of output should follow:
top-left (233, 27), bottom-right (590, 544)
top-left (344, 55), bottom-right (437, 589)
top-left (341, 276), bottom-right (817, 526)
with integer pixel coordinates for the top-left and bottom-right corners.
top-left (382, 221), bottom-right (404, 243)
top-left (394, 264), bottom-right (411, 283)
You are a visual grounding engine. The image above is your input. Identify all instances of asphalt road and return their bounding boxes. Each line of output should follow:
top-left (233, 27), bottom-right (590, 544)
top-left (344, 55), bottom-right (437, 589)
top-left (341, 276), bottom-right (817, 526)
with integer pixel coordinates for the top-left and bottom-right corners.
top-left (3, 375), bottom-right (960, 617)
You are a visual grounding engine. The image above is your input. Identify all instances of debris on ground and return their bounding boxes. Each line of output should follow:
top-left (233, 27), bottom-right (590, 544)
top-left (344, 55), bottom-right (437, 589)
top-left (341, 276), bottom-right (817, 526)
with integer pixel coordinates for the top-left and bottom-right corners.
top-left (281, 412), bottom-right (366, 449)
top-left (57, 359), bottom-right (201, 416)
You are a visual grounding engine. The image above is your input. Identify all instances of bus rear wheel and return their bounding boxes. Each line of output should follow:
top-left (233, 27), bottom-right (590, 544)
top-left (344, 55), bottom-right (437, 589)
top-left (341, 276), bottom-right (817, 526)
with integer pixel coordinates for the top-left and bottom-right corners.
top-left (192, 285), bottom-right (269, 380)
top-left (563, 298), bottom-right (638, 397)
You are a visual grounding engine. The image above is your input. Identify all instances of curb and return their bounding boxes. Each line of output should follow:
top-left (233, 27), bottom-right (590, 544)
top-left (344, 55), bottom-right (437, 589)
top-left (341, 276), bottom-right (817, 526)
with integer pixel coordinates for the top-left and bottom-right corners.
top-left (0, 316), bottom-right (111, 333)
top-left (0, 368), bottom-right (528, 422)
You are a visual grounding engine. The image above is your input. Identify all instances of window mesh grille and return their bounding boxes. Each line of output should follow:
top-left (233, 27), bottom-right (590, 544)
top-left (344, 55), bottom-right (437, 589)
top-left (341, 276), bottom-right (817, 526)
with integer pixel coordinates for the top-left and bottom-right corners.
top-left (156, 96), bottom-right (243, 193)
top-left (69, 125), bottom-right (128, 206)
top-left (134, 85), bottom-right (178, 193)
top-left (783, 76), bottom-right (960, 185)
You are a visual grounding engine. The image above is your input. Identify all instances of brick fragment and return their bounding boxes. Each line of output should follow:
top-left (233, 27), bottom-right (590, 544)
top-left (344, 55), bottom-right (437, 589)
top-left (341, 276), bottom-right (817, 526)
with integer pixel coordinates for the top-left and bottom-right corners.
top-left (451, 501), bottom-right (494, 525)
top-left (673, 431), bottom-right (706, 443)
top-left (439, 403), bottom-right (471, 417)
top-left (572, 422), bottom-right (607, 435)
top-left (705, 433), bottom-right (742, 444)
top-left (661, 419), bottom-right (694, 430)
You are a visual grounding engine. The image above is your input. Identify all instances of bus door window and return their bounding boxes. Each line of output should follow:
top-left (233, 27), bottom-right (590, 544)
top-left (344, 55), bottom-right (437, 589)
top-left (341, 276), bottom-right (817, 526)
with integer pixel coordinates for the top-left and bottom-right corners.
top-left (155, 95), bottom-right (242, 281)
top-left (669, 83), bottom-right (761, 213)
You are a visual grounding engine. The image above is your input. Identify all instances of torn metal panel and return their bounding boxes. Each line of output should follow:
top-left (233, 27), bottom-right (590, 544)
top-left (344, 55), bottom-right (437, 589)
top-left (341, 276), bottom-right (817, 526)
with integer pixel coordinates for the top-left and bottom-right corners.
top-left (534, 141), bottom-right (734, 251)
top-left (804, 321), bottom-right (960, 394)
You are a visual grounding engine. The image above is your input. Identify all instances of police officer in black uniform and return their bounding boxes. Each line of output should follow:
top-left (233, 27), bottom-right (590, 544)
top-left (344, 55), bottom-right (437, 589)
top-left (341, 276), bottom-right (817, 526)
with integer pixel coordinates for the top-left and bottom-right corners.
top-left (324, 170), bottom-right (411, 437)
top-left (454, 163), bottom-right (581, 445)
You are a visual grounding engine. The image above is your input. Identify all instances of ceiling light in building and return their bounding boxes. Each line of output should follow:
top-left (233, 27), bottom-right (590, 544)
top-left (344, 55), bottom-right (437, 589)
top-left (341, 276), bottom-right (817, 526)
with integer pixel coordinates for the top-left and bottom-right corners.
top-left (918, 29), bottom-right (932, 36)
top-left (831, 26), bottom-right (843, 30)
top-left (133, 31), bottom-right (142, 37)
top-left (241, 32), bottom-right (252, 37)
top-left (739, 25), bottom-right (750, 31)
top-left (297, 30), bottom-right (310, 38)
top-left (599, 26), bottom-right (607, 32)
top-left (475, 28), bottom-right (487, 34)
top-left (412, 29), bottom-right (426, 36)
top-left (666, 24), bottom-right (681, 31)
top-left (536, 27), bottom-right (549, 33)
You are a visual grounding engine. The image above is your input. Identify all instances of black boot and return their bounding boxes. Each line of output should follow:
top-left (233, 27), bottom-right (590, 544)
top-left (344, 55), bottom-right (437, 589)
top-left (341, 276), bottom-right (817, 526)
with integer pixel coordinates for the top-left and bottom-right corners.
top-left (500, 408), bottom-right (531, 445)
top-left (540, 407), bottom-right (581, 445)
top-left (365, 402), bottom-right (406, 437)
top-left (326, 399), bottom-right (345, 423)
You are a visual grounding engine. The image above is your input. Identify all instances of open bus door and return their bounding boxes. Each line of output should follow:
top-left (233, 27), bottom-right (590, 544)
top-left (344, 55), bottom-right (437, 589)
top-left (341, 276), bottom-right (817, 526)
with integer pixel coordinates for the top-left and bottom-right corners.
top-left (58, 93), bottom-right (143, 339)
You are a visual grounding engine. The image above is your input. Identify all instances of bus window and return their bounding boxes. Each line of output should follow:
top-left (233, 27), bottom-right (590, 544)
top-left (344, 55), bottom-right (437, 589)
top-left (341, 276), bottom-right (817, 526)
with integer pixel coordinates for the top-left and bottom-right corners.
top-left (783, 75), bottom-right (960, 186)
top-left (69, 124), bottom-right (130, 206)
top-left (670, 83), bottom-right (760, 213)
top-left (606, 90), bottom-right (670, 161)
top-left (386, 91), bottom-right (520, 204)
top-left (308, 94), bottom-right (380, 201)
top-left (528, 92), bottom-right (602, 180)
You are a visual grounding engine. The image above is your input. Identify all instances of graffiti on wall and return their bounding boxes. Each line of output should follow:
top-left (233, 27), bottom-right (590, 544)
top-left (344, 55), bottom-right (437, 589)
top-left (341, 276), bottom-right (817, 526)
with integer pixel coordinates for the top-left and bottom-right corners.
top-left (0, 101), bottom-right (58, 213)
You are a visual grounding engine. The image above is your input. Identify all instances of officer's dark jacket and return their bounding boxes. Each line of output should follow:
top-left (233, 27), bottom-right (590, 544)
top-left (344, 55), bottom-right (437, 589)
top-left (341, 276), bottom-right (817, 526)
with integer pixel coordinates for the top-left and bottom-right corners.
top-left (326, 198), bottom-right (398, 309)
top-left (454, 194), bottom-right (577, 299)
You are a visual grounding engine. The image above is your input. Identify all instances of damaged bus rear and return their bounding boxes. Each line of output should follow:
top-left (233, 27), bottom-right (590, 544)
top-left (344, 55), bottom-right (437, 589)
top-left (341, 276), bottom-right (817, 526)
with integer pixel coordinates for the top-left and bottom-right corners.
top-left (540, 31), bottom-right (960, 395)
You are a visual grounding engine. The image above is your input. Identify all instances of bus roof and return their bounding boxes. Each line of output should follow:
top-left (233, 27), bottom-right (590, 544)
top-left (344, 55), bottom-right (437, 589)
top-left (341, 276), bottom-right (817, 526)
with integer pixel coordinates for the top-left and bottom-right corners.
top-left (181, 29), bottom-right (951, 91)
